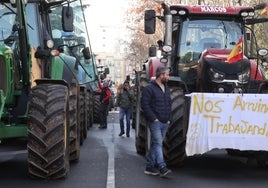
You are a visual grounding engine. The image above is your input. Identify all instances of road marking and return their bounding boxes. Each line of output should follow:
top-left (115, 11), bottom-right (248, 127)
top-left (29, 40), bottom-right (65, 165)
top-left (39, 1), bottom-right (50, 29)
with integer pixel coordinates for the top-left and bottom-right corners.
top-left (106, 118), bottom-right (115, 188)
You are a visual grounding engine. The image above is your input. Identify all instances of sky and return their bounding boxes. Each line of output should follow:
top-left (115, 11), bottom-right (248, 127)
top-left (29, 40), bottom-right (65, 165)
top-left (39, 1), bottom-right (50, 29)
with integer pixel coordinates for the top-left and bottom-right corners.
top-left (84, 0), bottom-right (131, 53)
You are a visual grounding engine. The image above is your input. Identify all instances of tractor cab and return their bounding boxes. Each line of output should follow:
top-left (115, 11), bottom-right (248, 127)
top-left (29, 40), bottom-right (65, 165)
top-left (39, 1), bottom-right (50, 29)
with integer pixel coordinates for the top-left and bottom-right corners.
top-left (176, 18), bottom-right (245, 89)
top-left (145, 4), bottom-right (266, 93)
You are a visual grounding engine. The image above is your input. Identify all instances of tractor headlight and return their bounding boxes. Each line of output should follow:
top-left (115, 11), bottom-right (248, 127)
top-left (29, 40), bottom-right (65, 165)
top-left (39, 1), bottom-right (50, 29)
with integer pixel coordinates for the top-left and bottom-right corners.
top-left (46, 39), bottom-right (54, 49)
top-left (162, 45), bottom-right (172, 53)
top-left (209, 68), bottom-right (225, 82)
top-left (170, 10), bottom-right (178, 14)
top-left (238, 69), bottom-right (250, 83)
top-left (178, 10), bottom-right (186, 15)
top-left (258, 48), bottom-right (268, 56)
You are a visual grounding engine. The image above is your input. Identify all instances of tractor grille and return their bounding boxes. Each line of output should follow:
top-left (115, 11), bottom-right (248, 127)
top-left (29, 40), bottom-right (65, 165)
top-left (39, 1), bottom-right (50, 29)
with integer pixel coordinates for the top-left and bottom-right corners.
top-left (0, 56), bottom-right (6, 94)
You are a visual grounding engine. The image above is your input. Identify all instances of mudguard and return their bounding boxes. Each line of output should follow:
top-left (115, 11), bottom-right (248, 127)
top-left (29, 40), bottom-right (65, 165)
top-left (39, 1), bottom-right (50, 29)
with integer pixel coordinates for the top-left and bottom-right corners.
top-left (51, 54), bottom-right (77, 83)
top-left (33, 53), bottom-right (78, 90)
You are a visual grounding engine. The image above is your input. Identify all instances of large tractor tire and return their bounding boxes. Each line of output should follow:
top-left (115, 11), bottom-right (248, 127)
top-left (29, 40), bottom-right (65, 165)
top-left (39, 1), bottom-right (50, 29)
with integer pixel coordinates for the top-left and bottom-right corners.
top-left (28, 84), bottom-right (70, 179)
top-left (93, 94), bottom-right (101, 123)
top-left (136, 110), bottom-right (149, 155)
top-left (135, 71), bottom-right (149, 155)
top-left (256, 152), bottom-right (268, 167)
top-left (163, 86), bottom-right (187, 166)
top-left (79, 88), bottom-right (87, 145)
top-left (86, 90), bottom-right (94, 129)
top-left (131, 85), bottom-right (137, 129)
top-left (69, 80), bottom-right (80, 161)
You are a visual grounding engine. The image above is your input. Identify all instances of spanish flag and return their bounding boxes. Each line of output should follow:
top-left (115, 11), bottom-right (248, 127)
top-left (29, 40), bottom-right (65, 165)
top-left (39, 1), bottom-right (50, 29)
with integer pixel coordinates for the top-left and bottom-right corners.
top-left (261, 5), bottom-right (268, 15)
top-left (227, 37), bottom-right (243, 64)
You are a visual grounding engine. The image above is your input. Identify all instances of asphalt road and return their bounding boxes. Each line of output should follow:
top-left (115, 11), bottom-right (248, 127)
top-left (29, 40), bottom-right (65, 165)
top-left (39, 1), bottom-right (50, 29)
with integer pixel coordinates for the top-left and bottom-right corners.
top-left (1, 111), bottom-right (268, 188)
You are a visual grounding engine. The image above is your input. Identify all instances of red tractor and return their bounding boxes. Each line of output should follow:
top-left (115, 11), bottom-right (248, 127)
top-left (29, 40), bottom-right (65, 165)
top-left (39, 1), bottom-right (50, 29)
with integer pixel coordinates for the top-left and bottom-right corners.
top-left (135, 0), bottom-right (268, 167)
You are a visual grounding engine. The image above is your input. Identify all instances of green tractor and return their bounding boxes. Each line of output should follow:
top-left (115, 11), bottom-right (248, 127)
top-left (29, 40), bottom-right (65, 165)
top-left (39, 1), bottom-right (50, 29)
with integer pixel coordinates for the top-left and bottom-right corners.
top-left (51, 31), bottom-right (110, 128)
top-left (51, 26), bottom-right (101, 144)
top-left (50, 0), bottom-right (111, 126)
top-left (0, 0), bottom-right (90, 179)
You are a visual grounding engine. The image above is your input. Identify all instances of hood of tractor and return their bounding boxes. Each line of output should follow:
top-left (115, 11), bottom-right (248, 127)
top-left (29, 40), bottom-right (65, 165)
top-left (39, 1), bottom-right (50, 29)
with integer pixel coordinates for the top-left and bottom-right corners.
top-left (199, 48), bottom-right (239, 62)
top-left (199, 48), bottom-right (250, 71)
top-left (198, 48), bottom-right (264, 80)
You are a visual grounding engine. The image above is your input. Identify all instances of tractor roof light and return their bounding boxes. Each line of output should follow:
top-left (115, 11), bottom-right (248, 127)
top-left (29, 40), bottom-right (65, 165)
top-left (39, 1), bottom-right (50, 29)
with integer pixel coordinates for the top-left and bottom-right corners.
top-left (248, 12), bottom-right (254, 16)
top-left (241, 12), bottom-right (249, 17)
top-left (162, 45), bottom-right (172, 52)
top-left (170, 10), bottom-right (178, 14)
top-left (178, 10), bottom-right (186, 15)
top-left (241, 11), bottom-right (254, 17)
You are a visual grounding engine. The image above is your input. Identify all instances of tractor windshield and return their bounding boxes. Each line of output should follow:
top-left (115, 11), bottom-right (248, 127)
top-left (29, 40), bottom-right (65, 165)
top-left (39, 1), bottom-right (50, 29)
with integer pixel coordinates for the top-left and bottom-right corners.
top-left (0, 3), bottom-right (38, 48)
top-left (49, 1), bottom-right (99, 86)
top-left (177, 19), bottom-right (242, 65)
top-left (175, 18), bottom-right (243, 89)
top-left (0, 4), bottom-right (16, 45)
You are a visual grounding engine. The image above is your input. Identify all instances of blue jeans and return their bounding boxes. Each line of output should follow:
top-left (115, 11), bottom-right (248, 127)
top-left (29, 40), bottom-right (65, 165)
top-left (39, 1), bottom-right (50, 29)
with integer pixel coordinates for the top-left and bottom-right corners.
top-left (119, 107), bottom-right (131, 134)
top-left (146, 121), bottom-right (168, 170)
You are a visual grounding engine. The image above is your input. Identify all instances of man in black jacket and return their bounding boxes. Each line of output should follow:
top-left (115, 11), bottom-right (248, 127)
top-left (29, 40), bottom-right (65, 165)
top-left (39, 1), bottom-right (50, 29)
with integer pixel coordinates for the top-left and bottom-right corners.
top-left (141, 66), bottom-right (172, 177)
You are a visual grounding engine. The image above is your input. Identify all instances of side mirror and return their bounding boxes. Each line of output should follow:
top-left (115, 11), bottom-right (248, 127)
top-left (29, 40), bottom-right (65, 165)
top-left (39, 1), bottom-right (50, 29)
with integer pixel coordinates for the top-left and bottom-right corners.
top-left (246, 33), bottom-right (251, 40)
top-left (104, 67), bottom-right (110, 75)
top-left (82, 47), bottom-right (91, 59)
top-left (149, 45), bottom-right (157, 57)
top-left (100, 73), bottom-right (105, 80)
top-left (62, 6), bottom-right (74, 32)
top-left (126, 75), bottom-right (130, 81)
top-left (144, 10), bottom-right (156, 34)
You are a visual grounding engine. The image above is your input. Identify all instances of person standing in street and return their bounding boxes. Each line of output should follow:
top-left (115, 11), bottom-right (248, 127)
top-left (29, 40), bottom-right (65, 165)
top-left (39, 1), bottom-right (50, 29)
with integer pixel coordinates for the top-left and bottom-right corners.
top-left (141, 66), bottom-right (172, 177)
top-left (99, 80), bottom-right (112, 129)
top-left (116, 80), bottom-right (134, 137)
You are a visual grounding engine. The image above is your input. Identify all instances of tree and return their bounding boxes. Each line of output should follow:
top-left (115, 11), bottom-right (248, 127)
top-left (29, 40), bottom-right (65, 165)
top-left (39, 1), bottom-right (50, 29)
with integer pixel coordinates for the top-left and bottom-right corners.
top-left (124, 0), bottom-right (160, 68)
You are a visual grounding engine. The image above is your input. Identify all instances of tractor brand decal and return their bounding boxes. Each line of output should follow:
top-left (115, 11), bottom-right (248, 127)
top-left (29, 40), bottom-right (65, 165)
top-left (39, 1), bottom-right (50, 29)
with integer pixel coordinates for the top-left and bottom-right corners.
top-left (200, 6), bottom-right (227, 13)
top-left (186, 93), bottom-right (268, 156)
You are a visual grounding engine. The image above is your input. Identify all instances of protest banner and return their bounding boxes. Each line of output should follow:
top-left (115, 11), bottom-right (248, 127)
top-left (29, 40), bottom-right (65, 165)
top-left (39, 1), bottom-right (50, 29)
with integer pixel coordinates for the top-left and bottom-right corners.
top-left (186, 93), bottom-right (268, 156)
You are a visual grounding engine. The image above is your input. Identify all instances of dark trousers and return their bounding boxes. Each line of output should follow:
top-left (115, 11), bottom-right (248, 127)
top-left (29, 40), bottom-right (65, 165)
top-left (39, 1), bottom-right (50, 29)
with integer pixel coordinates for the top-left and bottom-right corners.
top-left (99, 103), bottom-right (109, 127)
